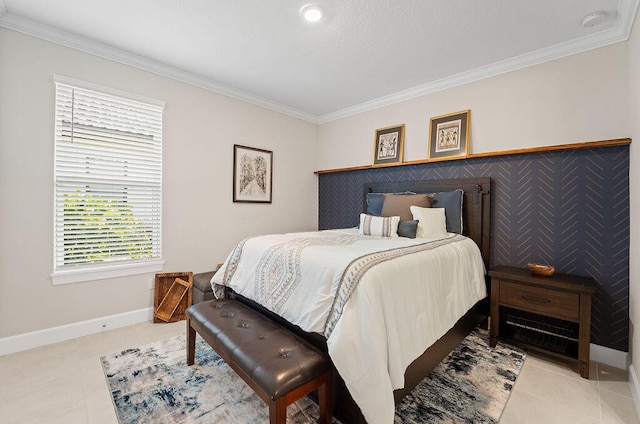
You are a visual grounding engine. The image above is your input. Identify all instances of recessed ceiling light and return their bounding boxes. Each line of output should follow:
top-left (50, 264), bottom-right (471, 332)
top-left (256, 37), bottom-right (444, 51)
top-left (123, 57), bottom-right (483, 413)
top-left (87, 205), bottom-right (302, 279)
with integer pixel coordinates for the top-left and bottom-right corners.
top-left (582, 11), bottom-right (608, 27)
top-left (301, 4), bottom-right (323, 22)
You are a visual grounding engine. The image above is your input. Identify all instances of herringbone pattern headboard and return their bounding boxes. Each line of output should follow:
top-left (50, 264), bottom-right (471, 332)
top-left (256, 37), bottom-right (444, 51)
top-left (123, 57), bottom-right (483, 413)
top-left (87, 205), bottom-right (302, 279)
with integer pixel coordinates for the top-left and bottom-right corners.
top-left (318, 145), bottom-right (630, 352)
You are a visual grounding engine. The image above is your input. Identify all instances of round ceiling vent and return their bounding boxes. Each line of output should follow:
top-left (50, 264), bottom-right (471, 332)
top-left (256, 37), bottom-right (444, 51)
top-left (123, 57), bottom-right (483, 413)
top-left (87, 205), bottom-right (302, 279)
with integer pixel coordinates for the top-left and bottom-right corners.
top-left (582, 11), bottom-right (608, 27)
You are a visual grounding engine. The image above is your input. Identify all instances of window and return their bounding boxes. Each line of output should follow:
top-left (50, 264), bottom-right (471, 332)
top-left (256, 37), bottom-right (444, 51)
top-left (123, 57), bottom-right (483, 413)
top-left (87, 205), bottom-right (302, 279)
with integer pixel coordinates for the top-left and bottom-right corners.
top-left (52, 76), bottom-right (164, 285)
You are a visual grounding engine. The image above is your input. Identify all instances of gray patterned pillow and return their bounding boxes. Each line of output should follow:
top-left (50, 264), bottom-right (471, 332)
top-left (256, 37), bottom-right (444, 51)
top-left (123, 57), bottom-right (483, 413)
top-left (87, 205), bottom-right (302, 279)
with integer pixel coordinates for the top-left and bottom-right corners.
top-left (358, 214), bottom-right (400, 237)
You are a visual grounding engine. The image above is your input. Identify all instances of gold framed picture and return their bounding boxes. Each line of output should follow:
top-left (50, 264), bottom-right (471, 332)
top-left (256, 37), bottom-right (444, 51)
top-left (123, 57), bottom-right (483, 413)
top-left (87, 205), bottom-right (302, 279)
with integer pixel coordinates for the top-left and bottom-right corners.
top-left (373, 124), bottom-right (405, 166)
top-left (428, 110), bottom-right (470, 161)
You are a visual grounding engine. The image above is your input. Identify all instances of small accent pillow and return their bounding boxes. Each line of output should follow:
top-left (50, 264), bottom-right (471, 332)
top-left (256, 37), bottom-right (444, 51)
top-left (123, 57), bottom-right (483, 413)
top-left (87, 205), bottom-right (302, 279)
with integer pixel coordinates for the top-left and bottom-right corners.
top-left (431, 189), bottom-right (464, 234)
top-left (397, 220), bottom-right (419, 239)
top-left (381, 193), bottom-right (433, 221)
top-left (359, 214), bottom-right (400, 237)
top-left (410, 206), bottom-right (447, 238)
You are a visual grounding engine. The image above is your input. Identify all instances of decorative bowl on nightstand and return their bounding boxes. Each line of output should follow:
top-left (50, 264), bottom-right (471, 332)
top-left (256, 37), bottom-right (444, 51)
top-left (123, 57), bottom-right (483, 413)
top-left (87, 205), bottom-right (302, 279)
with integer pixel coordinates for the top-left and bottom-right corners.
top-left (527, 262), bottom-right (555, 276)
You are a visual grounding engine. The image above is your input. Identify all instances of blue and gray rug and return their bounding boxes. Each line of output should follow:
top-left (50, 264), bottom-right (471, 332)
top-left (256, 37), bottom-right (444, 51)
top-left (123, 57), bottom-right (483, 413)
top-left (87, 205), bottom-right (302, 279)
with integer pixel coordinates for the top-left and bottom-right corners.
top-left (101, 328), bottom-right (525, 423)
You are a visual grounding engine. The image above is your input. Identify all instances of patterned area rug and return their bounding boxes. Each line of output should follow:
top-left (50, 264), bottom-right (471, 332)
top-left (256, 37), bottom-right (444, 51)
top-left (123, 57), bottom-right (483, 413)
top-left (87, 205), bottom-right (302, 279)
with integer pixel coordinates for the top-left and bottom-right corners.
top-left (101, 328), bottom-right (525, 423)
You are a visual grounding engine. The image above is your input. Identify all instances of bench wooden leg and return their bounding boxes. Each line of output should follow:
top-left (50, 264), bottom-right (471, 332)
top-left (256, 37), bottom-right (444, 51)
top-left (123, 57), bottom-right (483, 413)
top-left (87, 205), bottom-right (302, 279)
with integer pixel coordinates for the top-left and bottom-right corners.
top-left (269, 396), bottom-right (287, 424)
top-left (318, 372), bottom-right (333, 424)
top-left (186, 318), bottom-right (196, 366)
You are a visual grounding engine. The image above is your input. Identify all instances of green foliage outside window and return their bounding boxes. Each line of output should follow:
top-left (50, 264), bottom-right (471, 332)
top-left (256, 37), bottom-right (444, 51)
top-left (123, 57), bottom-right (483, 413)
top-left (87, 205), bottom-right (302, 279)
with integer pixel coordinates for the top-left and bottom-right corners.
top-left (63, 191), bottom-right (152, 264)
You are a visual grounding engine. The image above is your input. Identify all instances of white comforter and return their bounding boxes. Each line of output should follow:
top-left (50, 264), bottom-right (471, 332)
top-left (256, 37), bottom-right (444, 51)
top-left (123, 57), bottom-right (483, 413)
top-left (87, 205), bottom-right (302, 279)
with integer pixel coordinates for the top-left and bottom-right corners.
top-left (211, 228), bottom-right (486, 424)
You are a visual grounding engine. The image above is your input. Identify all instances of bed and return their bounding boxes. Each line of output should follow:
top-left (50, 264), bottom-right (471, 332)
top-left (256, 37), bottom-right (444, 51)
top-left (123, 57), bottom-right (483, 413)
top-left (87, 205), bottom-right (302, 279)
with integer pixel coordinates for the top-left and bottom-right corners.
top-left (212, 177), bottom-right (492, 424)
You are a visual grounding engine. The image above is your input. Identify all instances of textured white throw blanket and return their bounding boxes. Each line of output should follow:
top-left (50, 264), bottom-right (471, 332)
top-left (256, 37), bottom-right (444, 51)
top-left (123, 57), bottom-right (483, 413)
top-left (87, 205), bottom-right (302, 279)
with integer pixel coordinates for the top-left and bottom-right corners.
top-left (211, 228), bottom-right (486, 424)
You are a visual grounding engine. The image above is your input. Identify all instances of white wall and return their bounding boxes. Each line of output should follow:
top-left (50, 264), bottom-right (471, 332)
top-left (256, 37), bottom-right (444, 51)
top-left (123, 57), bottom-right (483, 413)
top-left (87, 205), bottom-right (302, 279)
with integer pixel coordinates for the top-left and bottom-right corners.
top-left (628, 3), bottom-right (640, 400)
top-left (317, 43), bottom-right (628, 170)
top-left (0, 21), bottom-right (633, 350)
top-left (0, 28), bottom-right (319, 338)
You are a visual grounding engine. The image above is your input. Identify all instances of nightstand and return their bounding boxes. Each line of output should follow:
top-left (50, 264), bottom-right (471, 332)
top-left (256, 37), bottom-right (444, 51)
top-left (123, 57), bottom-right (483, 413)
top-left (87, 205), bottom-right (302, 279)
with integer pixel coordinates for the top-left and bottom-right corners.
top-left (489, 265), bottom-right (596, 378)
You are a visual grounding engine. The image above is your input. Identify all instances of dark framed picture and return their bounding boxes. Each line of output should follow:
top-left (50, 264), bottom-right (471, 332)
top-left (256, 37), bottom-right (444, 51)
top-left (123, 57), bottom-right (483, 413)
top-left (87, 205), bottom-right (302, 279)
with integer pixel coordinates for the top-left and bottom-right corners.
top-left (373, 124), bottom-right (405, 166)
top-left (428, 110), bottom-right (470, 161)
top-left (233, 144), bottom-right (273, 203)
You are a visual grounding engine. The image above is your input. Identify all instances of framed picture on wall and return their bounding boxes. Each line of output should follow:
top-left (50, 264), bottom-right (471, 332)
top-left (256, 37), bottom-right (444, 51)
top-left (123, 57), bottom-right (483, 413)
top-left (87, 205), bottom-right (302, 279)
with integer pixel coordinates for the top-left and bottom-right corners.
top-left (373, 124), bottom-right (405, 166)
top-left (428, 110), bottom-right (470, 161)
top-left (233, 144), bottom-right (273, 203)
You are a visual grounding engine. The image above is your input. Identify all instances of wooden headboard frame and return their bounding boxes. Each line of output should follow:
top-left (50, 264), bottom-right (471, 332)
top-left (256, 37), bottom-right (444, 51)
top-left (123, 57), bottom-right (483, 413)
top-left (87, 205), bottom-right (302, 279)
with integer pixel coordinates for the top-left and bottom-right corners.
top-left (362, 177), bottom-right (492, 268)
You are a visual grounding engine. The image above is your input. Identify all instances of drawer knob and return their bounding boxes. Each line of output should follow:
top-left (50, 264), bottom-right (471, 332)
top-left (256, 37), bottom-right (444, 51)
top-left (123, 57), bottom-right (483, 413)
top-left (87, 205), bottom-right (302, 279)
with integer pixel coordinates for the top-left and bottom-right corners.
top-left (521, 294), bottom-right (551, 303)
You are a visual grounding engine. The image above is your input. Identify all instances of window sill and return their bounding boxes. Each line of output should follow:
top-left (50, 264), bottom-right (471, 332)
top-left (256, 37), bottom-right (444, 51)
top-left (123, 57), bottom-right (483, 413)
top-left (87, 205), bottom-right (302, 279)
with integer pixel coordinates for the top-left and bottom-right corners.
top-left (51, 259), bottom-right (165, 285)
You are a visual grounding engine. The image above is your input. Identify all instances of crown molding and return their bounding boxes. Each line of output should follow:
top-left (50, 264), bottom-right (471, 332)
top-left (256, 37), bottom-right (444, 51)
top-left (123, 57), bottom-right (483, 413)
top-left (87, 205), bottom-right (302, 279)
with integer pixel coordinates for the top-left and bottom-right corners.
top-left (318, 0), bottom-right (639, 124)
top-left (621, 0), bottom-right (640, 38)
top-left (1, 0), bottom-right (637, 126)
top-left (0, 12), bottom-right (320, 124)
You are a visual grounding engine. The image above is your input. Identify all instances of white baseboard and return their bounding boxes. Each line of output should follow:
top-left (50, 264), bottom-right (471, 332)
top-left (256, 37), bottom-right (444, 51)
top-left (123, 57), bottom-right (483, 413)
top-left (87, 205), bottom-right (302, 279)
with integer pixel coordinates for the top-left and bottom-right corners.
top-left (591, 343), bottom-right (629, 370)
top-left (0, 307), bottom-right (153, 356)
top-left (630, 364), bottom-right (640, 421)
top-left (0, 312), bottom-right (632, 369)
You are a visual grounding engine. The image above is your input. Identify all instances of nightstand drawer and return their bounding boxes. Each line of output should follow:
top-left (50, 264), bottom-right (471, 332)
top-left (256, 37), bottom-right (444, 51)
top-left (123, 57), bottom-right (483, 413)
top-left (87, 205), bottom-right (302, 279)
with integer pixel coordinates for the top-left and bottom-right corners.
top-left (499, 280), bottom-right (580, 321)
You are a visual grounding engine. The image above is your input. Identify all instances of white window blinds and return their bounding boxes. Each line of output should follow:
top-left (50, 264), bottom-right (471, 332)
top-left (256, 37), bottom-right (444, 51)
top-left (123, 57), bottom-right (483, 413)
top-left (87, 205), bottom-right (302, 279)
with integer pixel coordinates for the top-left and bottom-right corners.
top-left (53, 77), bottom-right (164, 284)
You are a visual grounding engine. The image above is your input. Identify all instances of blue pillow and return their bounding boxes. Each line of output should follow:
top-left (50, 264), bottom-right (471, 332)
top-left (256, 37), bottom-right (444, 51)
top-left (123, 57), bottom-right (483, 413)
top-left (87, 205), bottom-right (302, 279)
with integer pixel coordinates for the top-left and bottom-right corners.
top-left (431, 189), bottom-right (464, 234)
top-left (366, 193), bottom-right (385, 216)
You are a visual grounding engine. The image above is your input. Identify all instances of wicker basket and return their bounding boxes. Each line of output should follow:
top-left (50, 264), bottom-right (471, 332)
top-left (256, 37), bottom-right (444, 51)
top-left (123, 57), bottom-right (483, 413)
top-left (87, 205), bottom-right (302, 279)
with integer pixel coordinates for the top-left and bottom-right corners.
top-left (527, 262), bottom-right (555, 276)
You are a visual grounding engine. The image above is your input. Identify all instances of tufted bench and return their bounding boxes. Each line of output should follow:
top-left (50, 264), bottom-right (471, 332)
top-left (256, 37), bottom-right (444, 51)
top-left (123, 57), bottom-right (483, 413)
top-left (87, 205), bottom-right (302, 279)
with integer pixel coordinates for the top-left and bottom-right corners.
top-left (186, 299), bottom-right (333, 424)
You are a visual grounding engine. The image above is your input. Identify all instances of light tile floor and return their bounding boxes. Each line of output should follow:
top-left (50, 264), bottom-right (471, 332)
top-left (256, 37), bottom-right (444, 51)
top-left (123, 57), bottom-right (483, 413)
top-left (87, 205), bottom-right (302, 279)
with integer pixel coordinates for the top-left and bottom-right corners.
top-left (0, 322), bottom-right (638, 423)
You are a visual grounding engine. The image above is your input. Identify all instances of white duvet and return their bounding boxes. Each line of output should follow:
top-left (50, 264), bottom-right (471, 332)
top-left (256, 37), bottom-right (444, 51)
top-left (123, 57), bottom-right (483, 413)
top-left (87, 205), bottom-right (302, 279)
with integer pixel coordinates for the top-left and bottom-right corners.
top-left (211, 228), bottom-right (486, 424)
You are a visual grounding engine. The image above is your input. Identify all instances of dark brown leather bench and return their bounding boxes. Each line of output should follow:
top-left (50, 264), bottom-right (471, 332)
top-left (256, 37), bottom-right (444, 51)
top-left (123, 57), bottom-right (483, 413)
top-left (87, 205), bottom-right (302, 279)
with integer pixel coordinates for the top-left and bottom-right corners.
top-left (186, 299), bottom-right (332, 424)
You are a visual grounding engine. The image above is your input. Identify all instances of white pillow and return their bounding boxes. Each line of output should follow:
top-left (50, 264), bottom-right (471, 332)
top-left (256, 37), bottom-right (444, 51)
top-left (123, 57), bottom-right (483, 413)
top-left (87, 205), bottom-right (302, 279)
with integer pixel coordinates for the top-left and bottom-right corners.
top-left (358, 214), bottom-right (400, 237)
top-left (410, 206), bottom-right (447, 238)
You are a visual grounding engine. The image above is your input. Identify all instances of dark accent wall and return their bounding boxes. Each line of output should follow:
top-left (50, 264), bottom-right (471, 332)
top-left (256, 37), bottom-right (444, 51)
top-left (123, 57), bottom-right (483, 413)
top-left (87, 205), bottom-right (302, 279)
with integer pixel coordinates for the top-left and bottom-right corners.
top-left (318, 146), bottom-right (630, 351)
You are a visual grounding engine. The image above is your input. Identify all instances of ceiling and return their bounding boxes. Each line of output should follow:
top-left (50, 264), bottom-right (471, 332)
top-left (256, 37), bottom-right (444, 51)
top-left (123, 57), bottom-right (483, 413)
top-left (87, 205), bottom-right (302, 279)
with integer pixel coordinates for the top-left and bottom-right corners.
top-left (0, 0), bottom-right (638, 123)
